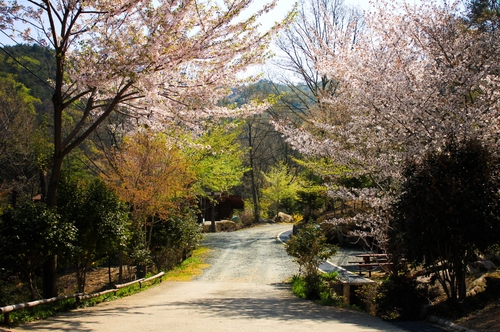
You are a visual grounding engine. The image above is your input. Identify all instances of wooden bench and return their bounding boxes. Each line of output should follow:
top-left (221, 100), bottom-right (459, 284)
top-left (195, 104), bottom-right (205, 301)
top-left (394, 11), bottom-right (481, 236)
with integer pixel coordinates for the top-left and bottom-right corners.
top-left (347, 254), bottom-right (392, 277)
top-left (349, 262), bottom-right (392, 278)
top-left (358, 263), bottom-right (388, 277)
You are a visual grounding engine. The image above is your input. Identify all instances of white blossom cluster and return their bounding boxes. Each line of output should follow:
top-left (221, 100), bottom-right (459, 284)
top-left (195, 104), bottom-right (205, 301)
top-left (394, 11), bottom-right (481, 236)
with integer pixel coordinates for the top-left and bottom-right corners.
top-left (274, 0), bottom-right (500, 249)
top-left (1, 0), bottom-right (284, 139)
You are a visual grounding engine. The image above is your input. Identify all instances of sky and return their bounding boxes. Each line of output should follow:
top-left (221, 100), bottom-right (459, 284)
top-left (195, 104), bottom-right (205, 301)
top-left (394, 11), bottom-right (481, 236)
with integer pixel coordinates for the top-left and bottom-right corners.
top-left (0, 0), bottom-right (374, 47)
top-left (245, 0), bottom-right (374, 79)
top-left (251, 0), bottom-right (374, 31)
top-left (251, 0), bottom-right (454, 31)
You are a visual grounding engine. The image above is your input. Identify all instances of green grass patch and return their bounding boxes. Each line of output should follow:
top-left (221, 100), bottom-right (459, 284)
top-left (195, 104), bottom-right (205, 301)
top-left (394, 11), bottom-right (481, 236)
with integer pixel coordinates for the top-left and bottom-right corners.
top-left (290, 275), bottom-right (308, 299)
top-left (7, 297), bottom-right (78, 325)
top-left (290, 272), bottom-right (343, 306)
top-left (163, 247), bottom-right (211, 281)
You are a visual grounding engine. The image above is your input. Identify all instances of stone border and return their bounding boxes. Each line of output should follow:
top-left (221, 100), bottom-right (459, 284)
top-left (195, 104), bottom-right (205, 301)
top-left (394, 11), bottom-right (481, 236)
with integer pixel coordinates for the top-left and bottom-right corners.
top-left (427, 316), bottom-right (475, 332)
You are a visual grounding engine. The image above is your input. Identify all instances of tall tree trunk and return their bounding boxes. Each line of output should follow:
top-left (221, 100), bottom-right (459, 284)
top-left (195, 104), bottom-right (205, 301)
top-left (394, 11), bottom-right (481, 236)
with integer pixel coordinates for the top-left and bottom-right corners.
top-left (39, 168), bottom-right (47, 202)
top-left (248, 124), bottom-right (260, 223)
top-left (250, 167), bottom-right (260, 223)
top-left (76, 257), bottom-right (90, 294)
top-left (42, 154), bottom-right (64, 298)
top-left (42, 73), bottom-right (64, 297)
top-left (458, 267), bottom-right (466, 303)
top-left (42, 256), bottom-right (57, 298)
top-left (24, 268), bottom-right (38, 301)
top-left (108, 256), bottom-right (113, 288)
top-left (118, 252), bottom-right (123, 284)
top-left (147, 216), bottom-right (155, 251)
top-left (211, 199), bottom-right (216, 232)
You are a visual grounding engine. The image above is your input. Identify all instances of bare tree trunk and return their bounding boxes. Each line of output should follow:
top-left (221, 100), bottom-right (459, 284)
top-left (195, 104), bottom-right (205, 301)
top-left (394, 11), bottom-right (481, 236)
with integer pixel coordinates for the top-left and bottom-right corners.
top-left (42, 124), bottom-right (64, 298)
top-left (119, 252), bottom-right (123, 284)
top-left (108, 256), bottom-right (113, 288)
top-left (247, 124), bottom-right (261, 224)
top-left (25, 270), bottom-right (39, 301)
top-left (76, 258), bottom-right (89, 294)
top-left (211, 200), bottom-right (216, 232)
top-left (42, 256), bottom-right (57, 298)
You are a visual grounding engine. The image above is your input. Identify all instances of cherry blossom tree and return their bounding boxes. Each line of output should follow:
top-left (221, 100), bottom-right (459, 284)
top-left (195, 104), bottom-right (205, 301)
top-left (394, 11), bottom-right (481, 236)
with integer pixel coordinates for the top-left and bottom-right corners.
top-left (274, 0), bottom-right (363, 113)
top-left (0, 0), bottom-right (291, 297)
top-left (274, 0), bottom-right (500, 251)
top-left (1, 0), bottom-right (287, 207)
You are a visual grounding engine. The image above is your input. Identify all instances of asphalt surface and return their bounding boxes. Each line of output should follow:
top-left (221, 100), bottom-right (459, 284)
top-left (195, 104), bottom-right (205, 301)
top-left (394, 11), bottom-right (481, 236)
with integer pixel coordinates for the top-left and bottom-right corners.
top-left (3, 223), bottom-right (459, 332)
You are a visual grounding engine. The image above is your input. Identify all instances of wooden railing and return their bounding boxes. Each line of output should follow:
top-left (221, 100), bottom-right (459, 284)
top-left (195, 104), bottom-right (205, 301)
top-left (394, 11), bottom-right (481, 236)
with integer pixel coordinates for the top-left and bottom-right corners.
top-left (0, 271), bottom-right (164, 326)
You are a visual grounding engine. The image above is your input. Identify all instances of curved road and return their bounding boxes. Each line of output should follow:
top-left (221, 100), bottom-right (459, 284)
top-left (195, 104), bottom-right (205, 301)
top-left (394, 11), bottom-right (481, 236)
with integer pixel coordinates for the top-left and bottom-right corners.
top-left (6, 223), bottom-right (405, 332)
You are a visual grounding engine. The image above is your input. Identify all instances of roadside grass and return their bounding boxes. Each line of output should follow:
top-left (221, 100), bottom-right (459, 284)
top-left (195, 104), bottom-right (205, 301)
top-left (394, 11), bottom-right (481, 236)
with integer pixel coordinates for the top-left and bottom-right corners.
top-left (290, 275), bottom-right (308, 299)
top-left (290, 271), bottom-right (344, 307)
top-left (6, 298), bottom-right (78, 325)
top-left (2, 247), bottom-right (211, 327)
top-left (163, 247), bottom-right (211, 281)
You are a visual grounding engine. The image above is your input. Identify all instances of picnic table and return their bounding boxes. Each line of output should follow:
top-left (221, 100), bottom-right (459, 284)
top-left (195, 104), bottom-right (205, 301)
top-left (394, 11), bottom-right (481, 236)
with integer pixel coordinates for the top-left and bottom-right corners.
top-left (349, 253), bottom-right (391, 277)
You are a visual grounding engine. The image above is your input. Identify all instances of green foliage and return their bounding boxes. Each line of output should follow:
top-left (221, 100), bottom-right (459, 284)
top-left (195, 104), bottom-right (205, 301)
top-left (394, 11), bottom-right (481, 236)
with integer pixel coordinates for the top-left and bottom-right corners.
top-left (0, 75), bottom-right (42, 203)
top-left (0, 46), bottom-right (66, 205)
top-left (59, 176), bottom-right (131, 254)
top-left (225, 80), bottom-right (285, 107)
top-left (286, 222), bottom-right (337, 281)
top-left (286, 223), bottom-right (339, 300)
top-left (355, 284), bottom-right (378, 315)
top-left (185, 122), bottom-right (249, 195)
top-left (290, 275), bottom-right (308, 299)
top-left (485, 244), bottom-right (500, 264)
top-left (318, 271), bottom-right (343, 305)
top-left (0, 45), bottom-right (55, 103)
top-left (57, 176), bottom-right (131, 292)
top-left (149, 208), bottom-right (203, 270)
top-left (295, 171), bottom-right (327, 222)
top-left (295, 156), bottom-right (357, 182)
top-left (467, 0), bottom-right (500, 30)
top-left (290, 271), bottom-right (343, 304)
top-left (390, 138), bottom-right (500, 301)
top-left (376, 275), bottom-right (428, 320)
top-left (261, 161), bottom-right (309, 218)
top-left (0, 201), bottom-right (76, 300)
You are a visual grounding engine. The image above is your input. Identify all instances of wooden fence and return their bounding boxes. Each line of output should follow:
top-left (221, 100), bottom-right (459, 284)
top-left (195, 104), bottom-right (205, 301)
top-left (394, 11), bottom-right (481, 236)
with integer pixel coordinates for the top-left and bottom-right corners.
top-left (0, 271), bottom-right (164, 326)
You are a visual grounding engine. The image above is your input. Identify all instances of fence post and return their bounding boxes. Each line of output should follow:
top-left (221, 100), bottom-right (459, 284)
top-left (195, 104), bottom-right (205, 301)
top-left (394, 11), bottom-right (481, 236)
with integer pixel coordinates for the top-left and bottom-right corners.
top-left (4, 312), bottom-right (11, 326)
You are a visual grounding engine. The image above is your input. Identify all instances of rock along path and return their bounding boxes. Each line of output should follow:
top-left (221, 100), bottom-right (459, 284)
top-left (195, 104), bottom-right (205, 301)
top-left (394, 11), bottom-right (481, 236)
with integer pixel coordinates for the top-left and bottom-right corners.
top-left (6, 223), bottom-right (406, 332)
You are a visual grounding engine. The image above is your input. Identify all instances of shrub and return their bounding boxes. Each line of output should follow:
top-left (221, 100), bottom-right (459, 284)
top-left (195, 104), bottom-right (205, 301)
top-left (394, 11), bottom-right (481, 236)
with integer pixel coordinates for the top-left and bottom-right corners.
top-left (318, 271), bottom-right (343, 305)
top-left (286, 222), bottom-right (337, 278)
top-left (290, 271), bottom-right (343, 304)
top-left (390, 138), bottom-right (500, 301)
top-left (376, 275), bottom-right (428, 320)
top-left (237, 209), bottom-right (255, 227)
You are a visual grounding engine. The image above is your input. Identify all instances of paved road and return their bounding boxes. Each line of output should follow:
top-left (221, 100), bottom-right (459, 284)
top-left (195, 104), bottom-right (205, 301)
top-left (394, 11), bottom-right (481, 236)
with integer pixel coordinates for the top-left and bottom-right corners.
top-left (4, 223), bottom-right (449, 332)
